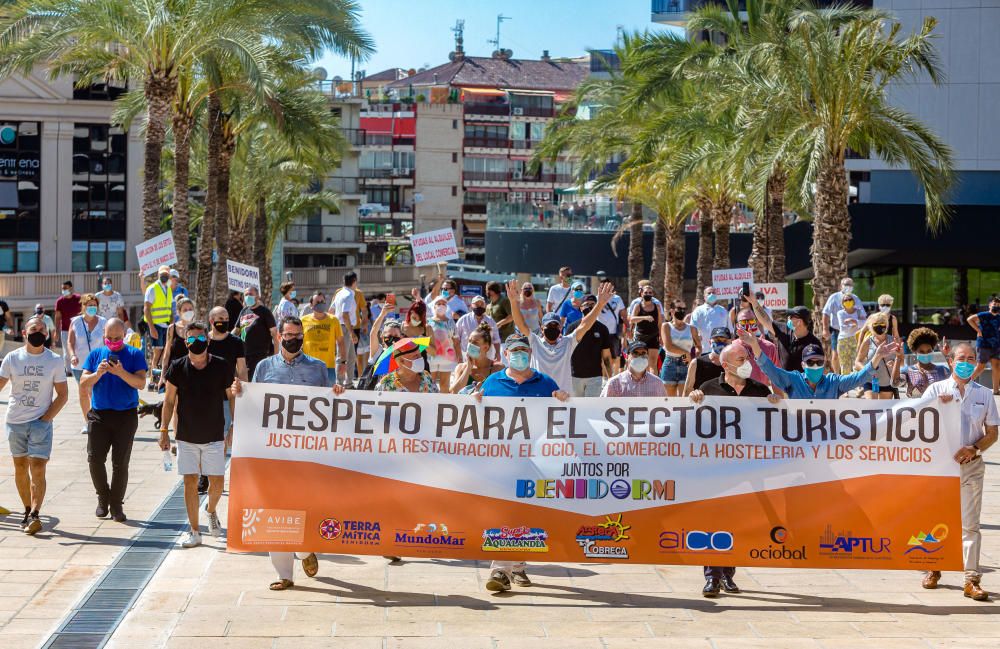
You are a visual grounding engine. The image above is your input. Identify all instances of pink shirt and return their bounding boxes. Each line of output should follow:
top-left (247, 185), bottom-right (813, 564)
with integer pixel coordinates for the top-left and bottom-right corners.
top-left (738, 338), bottom-right (780, 386)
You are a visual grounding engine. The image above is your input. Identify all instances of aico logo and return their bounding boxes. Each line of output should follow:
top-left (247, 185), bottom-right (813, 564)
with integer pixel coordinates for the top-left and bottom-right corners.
top-left (395, 522), bottom-right (465, 548)
top-left (575, 514), bottom-right (630, 559)
top-left (658, 529), bottom-right (734, 553)
top-left (482, 526), bottom-right (549, 552)
top-left (749, 526), bottom-right (807, 561)
top-left (818, 524), bottom-right (890, 557)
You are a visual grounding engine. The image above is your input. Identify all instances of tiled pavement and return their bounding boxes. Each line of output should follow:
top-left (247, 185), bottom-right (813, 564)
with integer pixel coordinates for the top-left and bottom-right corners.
top-left (1, 384), bottom-right (999, 649)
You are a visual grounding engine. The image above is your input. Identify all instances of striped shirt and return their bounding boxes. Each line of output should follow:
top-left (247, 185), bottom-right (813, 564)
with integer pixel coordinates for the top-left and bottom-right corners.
top-left (601, 370), bottom-right (666, 398)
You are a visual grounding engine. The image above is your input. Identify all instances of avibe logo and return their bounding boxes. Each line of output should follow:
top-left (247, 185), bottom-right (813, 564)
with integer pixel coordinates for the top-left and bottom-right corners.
top-left (749, 526), bottom-right (807, 561)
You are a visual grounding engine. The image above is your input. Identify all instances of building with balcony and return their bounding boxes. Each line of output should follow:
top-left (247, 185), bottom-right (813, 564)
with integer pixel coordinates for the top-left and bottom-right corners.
top-left (0, 70), bottom-right (144, 312)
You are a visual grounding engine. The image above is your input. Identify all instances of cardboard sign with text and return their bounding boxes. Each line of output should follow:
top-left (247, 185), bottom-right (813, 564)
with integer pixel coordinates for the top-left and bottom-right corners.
top-left (410, 228), bottom-right (459, 266)
top-left (135, 232), bottom-right (177, 276)
top-left (753, 283), bottom-right (789, 310)
top-left (226, 259), bottom-right (261, 292)
top-left (712, 267), bottom-right (753, 298)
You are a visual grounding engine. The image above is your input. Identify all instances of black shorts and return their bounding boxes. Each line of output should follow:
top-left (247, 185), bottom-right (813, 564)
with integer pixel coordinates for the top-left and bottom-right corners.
top-left (609, 335), bottom-right (622, 359)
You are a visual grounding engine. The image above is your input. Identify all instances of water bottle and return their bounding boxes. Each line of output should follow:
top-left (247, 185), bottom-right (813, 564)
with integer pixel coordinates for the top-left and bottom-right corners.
top-left (162, 449), bottom-right (173, 472)
top-left (871, 376), bottom-right (880, 394)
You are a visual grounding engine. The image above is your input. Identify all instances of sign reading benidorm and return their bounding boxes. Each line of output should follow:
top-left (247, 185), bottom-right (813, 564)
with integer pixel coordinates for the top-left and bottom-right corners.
top-left (227, 385), bottom-right (963, 570)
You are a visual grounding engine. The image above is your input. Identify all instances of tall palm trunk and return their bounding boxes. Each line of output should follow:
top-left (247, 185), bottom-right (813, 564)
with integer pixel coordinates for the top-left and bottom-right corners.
top-left (212, 116), bottom-right (235, 308)
top-left (811, 158), bottom-right (851, 342)
top-left (252, 197), bottom-right (271, 298)
top-left (953, 268), bottom-right (968, 315)
top-left (142, 73), bottom-right (177, 241)
top-left (649, 217), bottom-right (666, 300)
top-left (170, 111), bottom-right (193, 276)
top-left (626, 203), bottom-right (645, 304)
top-left (765, 170), bottom-right (787, 283)
top-left (747, 208), bottom-right (769, 284)
top-left (195, 100), bottom-right (222, 319)
top-left (695, 201), bottom-right (714, 298)
top-left (664, 217), bottom-right (686, 303)
top-left (711, 201), bottom-right (732, 270)
top-left (228, 215), bottom-right (252, 263)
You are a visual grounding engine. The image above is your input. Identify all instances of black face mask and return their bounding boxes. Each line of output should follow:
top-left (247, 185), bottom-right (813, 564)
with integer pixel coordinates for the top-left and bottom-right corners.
top-left (473, 306), bottom-right (486, 317)
top-left (159, 274), bottom-right (170, 283)
top-left (187, 339), bottom-right (208, 355)
top-left (282, 338), bottom-right (303, 354)
top-left (992, 306), bottom-right (1000, 314)
top-left (543, 327), bottom-right (560, 342)
top-left (643, 294), bottom-right (653, 302)
top-left (26, 331), bottom-right (47, 347)
top-left (213, 321), bottom-right (229, 333)
top-left (581, 306), bottom-right (594, 316)
top-left (674, 309), bottom-right (686, 319)
top-left (872, 326), bottom-right (887, 335)
top-left (383, 335), bottom-right (401, 347)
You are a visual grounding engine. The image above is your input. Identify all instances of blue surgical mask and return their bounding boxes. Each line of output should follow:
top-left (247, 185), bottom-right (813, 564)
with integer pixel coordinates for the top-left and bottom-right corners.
top-left (288, 290), bottom-right (297, 299)
top-left (103, 283), bottom-right (112, 292)
top-left (803, 365), bottom-right (824, 383)
top-left (916, 353), bottom-right (934, 364)
top-left (509, 351), bottom-right (530, 371)
top-left (442, 289), bottom-right (451, 298)
top-left (85, 306), bottom-right (98, 317)
top-left (245, 295), bottom-right (257, 307)
top-left (573, 290), bottom-right (584, 299)
top-left (467, 344), bottom-right (482, 359)
top-left (706, 293), bottom-right (717, 305)
top-left (955, 361), bottom-right (976, 380)
top-left (786, 319), bottom-right (795, 331)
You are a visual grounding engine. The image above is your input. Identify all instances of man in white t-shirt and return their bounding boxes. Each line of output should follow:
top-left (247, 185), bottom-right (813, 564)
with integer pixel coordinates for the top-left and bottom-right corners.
top-left (97, 279), bottom-right (127, 321)
top-left (0, 316), bottom-right (69, 535)
top-left (507, 279), bottom-right (614, 393)
top-left (332, 272), bottom-right (359, 384)
top-left (545, 266), bottom-right (573, 314)
top-left (597, 278), bottom-right (627, 372)
top-left (691, 287), bottom-right (730, 349)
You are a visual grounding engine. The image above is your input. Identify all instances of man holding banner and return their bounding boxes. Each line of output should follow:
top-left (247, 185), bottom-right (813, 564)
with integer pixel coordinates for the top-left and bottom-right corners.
top-left (924, 342), bottom-right (998, 601)
top-left (233, 315), bottom-right (345, 590)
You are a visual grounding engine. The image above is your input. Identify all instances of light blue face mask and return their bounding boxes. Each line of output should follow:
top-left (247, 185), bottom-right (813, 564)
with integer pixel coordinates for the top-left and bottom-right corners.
top-left (85, 306), bottom-right (98, 317)
top-left (916, 353), bottom-right (934, 364)
top-left (786, 319), bottom-right (795, 331)
top-left (706, 293), bottom-right (717, 305)
top-left (509, 351), bottom-right (530, 371)
top-left (573, 290), bottom-right (584, 299)
top-left (467, 344), bottom-right (481, 359)
top-left (289, 290), bottom-right (297, 299)
top-left (245, 295), bottom-right (257, 307)
top-left (803, 365), bottom-right (824, 383)
top-left (955, 361), bottom-right (976, 380)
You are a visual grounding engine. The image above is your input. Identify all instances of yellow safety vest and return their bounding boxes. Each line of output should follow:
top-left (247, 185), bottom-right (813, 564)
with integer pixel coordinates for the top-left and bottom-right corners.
top-left (147, 282), bottom-right (174, 325)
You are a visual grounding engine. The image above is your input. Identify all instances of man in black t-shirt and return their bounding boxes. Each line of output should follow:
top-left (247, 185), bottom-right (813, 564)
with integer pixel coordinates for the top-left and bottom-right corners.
top-left (748, 294), bottom-right (822, 371)
top-left (235, 286), bottom-right (277, 379)
top-left (565, 294), bottom-right (611, 397)
top-left (682, 327), bottom-right (731, 396)
top-left (208, 306), bottom-right (247, 434)
top-left (159, 321), bottom-right (234, 549)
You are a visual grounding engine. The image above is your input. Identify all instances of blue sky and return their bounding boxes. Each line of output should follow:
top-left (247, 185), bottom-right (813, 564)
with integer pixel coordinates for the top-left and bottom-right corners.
top-left (314, 0), bottom-right (673, 79)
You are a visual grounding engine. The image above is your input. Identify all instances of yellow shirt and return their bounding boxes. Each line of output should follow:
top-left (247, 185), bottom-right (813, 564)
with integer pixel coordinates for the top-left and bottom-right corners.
top-left (301, 312), bottom-right (343, 368)
top-left (354, 288), bottom-right (367, 326)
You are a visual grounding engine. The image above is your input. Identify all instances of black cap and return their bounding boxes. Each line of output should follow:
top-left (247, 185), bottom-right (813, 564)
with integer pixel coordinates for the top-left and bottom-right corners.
top-left (583, 293), bottom-right (597, 303)
top-left (627, 340), bottom-right (648, 353)
top-left (787, 306), bottom-right (810, 320)
top-left (710, 327), bottom-right (732, 340)
top-left (802, 343), bottom-right (825, 361)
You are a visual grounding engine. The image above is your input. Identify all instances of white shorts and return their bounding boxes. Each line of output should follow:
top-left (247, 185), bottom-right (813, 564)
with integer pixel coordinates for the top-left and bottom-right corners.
top-left (177, 440), bottom-right (226, 476)
top-left (428, 357), bottom-right (456, 373)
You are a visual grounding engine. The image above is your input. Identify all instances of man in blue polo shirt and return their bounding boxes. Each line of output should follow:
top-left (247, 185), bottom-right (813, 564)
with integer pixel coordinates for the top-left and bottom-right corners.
top-left (475, 332), bottom-right (568, 593)
top-left (80, 318), bottom-right (147, 522)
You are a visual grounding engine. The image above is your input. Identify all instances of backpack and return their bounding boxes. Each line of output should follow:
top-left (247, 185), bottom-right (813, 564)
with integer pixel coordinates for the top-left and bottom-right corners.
top-left (355, 361), bottom-right (380, 391)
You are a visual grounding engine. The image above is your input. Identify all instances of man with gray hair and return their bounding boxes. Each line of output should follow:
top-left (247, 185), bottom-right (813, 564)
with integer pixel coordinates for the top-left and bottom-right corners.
top-left (80, 318), bottom-right (147, 522)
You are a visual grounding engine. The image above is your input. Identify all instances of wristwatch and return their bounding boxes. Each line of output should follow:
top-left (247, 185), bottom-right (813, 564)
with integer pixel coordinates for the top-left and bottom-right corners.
top-left (971, 443), bottom-right (982, 457)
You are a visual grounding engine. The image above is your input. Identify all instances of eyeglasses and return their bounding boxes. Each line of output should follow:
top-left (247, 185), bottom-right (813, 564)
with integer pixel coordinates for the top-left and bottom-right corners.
top-left (803, 359), bottom-right (825, 368)
top-left (185, 335), bottom-right (207, 344)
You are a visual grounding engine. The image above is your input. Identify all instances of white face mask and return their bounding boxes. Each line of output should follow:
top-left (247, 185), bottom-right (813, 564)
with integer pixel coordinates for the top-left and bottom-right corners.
top-left (434, 304), bottom-right (447, 317)
top-left (405, 357), bottom-right (425, 374)
top-left (842, 285), bottom-right (853, 295)
top-left (879, 305), bottom-right (891, 314)
top-left (628, 356), bottom-right (649, 374)
top-left (734, 360), bottom-right (753, 379)
top-left (180, 310), bottom-right (194, 322)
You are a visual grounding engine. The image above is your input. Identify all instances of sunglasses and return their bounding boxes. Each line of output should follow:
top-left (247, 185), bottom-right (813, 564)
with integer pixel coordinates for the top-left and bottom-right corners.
top-left (738, 319), bottom-right (757, 327)
top-left (185, 335), bottom-right (207, 344)
top-left (803, 359), bottom-right (825, 368)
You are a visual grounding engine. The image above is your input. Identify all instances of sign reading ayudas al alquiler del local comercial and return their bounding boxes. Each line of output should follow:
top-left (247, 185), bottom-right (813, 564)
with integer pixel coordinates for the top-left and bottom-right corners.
top-left (135, 232), bottom-right (178, 276)
top-left (410, 228), bottom-right (459, 266)
top-left (228, 385), bottom-right (963, 570)
top-left (712, 267), bottom-right (754, 298)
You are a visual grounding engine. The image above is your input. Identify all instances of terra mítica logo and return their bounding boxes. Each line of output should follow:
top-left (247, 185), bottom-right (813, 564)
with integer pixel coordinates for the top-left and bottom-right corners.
top-left (575, 514), bottom-right (631, 559)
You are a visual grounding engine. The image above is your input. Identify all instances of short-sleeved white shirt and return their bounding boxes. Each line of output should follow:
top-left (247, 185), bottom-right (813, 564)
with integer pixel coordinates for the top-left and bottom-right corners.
top-left (598, 295), bottom-right (626, 335)
top-left (0, 347), bottom-right (67, 424)
top-left (333, 287), bottom-right (358, 328)
top-left (925, 377), bottom-right (1000, 447)
top-left (690, 304), bottom-right (730, 348)
top-left (97, 291), bottom-right (125, 320)
top-left (529, 332), bottom-right (577, 393)
top-left (546, 284), bottom-right (571, 311)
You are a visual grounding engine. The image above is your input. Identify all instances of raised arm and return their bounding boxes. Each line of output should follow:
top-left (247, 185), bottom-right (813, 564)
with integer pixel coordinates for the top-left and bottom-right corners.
top-left (737, 329), bottom-right (794, 393)
top-left (504, 279), bottom-right (530, 336)
top-left (574, 282), bottom-right (614, 342)
top-left (746, 291), bottom-right (775, 337)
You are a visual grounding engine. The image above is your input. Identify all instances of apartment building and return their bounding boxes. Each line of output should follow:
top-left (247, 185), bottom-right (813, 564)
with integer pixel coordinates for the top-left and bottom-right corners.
top-left (0, 71), bottom-right (145, 310)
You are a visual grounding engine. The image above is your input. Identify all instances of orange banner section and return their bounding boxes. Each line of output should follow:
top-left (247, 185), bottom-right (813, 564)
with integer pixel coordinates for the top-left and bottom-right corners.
top-left (227, 458), bottom-right (962, 570)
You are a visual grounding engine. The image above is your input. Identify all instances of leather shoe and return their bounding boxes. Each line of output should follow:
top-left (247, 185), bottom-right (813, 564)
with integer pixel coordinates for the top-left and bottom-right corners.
top-left (922, 571), bottom-right (941, 589)
top-left (702, 579), bottom-right (721, 598)
top-left (721, 575), bottom-right (740, 594)
top-left (95, 502), bottom-right (109, 519)
top-left (964, 580), bottom-right (990, 601)
top-left (110, 507), bottom-right (127, 523)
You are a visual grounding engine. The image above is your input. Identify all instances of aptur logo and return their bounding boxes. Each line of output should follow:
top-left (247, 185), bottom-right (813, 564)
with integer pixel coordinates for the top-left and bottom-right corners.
top-left (818, 524), bottom-right (890, 556)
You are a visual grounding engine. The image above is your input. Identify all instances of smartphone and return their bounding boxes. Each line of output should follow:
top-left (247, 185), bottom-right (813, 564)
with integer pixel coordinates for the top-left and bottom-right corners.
top-left (108, 353), bottom-right (119, 366)
top-left (741, 281), bottom-right (751, 297)
top-left (386, 293), bottom-right (396, 307)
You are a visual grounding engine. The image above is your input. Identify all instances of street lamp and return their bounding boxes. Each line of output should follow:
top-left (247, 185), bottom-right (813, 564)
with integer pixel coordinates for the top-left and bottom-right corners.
top-left (95, 264), bottom-right (105, 291)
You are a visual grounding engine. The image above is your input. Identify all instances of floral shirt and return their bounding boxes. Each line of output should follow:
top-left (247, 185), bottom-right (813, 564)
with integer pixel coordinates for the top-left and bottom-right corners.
top-left (376, 371), bottom-right (439, 393)
top-left (428, 317), bottom-right (458, 362)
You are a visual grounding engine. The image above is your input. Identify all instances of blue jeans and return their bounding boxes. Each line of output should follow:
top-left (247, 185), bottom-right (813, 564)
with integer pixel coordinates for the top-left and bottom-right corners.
top-left (659, 355), bottom-right (688, 385)
top-left (8, 419), bottom-right (54, 459)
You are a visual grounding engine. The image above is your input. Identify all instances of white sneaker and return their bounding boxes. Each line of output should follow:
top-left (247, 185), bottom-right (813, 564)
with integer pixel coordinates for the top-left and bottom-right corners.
top-left (181, 530), bottom-right (202, 548)
top-left (80, 426), bottom-right (89, 435)
top-left (207, 511), bottom-right (222, 538)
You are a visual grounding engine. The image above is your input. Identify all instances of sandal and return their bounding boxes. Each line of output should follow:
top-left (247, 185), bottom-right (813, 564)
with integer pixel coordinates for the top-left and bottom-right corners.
top-left (269, 579), bottom-right (294, 591)
top-left (302, 552), bottom-right (319, 578)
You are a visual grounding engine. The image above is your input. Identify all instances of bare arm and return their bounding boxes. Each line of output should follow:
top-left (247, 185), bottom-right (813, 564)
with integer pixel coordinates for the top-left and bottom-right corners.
top-left (968, 314), bottom-right (981, 335)
top-left (746, 292), bottom-right (775, 337)
top-left (661, 323), bottom-right (687, 356)
top-left (690, 327), bottom-right (702, 357)
top-left (574, 283), bottom-right (614, 342)
top-left (270, 326), bottom-right (279, 355)
top-left (682, 358), bottom-right (698, 396)
top-left (0, 376), bottom-right (8, 392)
top-left (67, 327), bottom-right (78, 365)
top-left (235, 357), bottom-right (248, 382)
top-left (54, 311), bottom-right (62, 339)
top-left (159, 381), bottom-right (177, 450)
top-left (159, 326), bottom-right (174, 377)
top-left (39, 381), bottom-right (69, 421)
top-left (977, 425), bottom-right (998, 453)
top-left (854, 337), bottom-right (870, 372)
top-left (601, 348), bottom-right (612, 379)
top-left (504, 280), bottom-right (530, 336)
top-left (111, 362), bottom-right (146, 390)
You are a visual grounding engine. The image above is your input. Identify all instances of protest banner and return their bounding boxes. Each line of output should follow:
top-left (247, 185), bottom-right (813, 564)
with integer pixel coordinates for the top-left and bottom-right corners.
top-left (228, 386), bottom-right (962, 570)
top-left (753, 282), bottom-right (789, 310)
top-left (226, 259), bottom-right (260, 292)
top-left (712, 267), bottom-right (753, 298)
top-left (135, 232), bottom-right (177, 276)
top-left (410, 228), bottom-right (459, 266)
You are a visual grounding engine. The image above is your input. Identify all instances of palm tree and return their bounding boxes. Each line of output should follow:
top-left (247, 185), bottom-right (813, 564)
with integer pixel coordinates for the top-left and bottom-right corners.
top-left (739, 6), bottom-right (953, 326)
